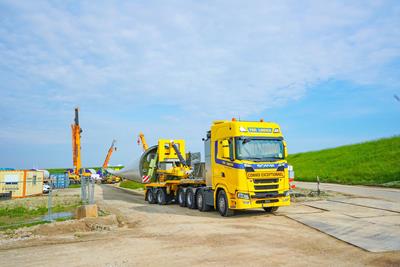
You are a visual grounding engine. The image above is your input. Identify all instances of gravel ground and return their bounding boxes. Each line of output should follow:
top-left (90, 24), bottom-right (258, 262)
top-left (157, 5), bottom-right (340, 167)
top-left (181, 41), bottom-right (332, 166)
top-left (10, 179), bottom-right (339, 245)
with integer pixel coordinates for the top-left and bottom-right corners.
top-left (0, 184), bottom-right (399, 267)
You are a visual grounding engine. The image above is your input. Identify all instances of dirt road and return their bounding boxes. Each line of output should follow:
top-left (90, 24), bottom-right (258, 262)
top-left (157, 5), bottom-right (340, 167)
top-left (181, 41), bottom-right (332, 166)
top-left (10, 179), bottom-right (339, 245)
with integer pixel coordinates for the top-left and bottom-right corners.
top-left (1, 185), bottom-right (399, 267)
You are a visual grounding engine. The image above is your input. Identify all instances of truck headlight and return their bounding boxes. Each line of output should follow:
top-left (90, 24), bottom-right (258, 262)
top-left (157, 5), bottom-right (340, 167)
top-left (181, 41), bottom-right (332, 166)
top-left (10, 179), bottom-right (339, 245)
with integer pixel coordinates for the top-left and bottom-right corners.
top-left (237, 192), bottom-right (250, 200)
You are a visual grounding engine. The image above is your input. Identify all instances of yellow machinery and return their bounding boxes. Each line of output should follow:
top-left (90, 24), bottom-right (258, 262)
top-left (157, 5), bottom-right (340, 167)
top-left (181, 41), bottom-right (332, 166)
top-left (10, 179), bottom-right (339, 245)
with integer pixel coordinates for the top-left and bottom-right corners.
top-left (69, 107), bottom-right (82, 183)
top-left (68, 107), bottom-right (90, 183)
top-left (138, 132), bottom-right (149, 151)
top-left (144, 119), bottom-right (294, 216)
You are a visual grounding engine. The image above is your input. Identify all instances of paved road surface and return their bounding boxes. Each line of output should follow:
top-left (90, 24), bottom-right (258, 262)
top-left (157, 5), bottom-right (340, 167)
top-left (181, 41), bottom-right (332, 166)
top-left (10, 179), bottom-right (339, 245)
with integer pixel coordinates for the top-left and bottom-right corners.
top-left (295, 181), bottom-right (400, 202)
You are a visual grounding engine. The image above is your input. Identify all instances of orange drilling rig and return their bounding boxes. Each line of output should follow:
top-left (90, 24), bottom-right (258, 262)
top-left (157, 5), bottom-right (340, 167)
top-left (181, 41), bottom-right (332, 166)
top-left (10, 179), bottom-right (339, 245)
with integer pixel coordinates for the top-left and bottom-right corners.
top-left (69, 107), bottom-right (82, 183)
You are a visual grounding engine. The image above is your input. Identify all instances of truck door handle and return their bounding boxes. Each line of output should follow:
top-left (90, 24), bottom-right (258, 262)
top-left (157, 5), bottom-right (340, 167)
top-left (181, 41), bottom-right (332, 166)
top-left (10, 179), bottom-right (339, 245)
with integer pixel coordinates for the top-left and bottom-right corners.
top-left (221, 172), bottom-right (225, 177)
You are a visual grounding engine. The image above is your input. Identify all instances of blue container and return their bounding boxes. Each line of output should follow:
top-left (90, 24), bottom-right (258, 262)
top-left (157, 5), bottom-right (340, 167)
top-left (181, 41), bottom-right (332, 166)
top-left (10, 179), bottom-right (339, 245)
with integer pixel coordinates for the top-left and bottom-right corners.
top-left (50, 174), bottom-right (70, 189)
top-left (0, 168), bottom-right (15, 171)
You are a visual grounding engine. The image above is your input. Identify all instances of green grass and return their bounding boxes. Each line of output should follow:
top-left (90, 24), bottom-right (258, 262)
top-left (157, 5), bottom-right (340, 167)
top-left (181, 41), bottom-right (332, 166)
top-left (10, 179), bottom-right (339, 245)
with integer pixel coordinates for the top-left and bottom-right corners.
top-left (287, 136), bottom-right (400, 187)
top-left (68, 184), bottom-right (81, 188)
top-left (47, 166), bottom-right (124, 174)
top-left (0, 204), bottom-right (80, 230)
top-left (119, 180), bottom-right (144, 190)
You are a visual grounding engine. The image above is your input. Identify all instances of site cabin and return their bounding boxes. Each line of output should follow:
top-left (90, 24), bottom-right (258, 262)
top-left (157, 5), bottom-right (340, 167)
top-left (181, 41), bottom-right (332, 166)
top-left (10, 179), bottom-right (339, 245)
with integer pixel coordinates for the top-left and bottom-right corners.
top-left (0, 170), bottom-right (44, 198)
top-left (144, 119), bottom-right (294, 217)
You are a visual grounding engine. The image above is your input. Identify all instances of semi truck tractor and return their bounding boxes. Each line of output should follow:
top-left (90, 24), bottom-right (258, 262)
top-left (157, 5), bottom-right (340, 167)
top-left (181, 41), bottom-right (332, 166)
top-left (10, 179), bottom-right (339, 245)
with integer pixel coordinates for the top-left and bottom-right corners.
top-left (115, 119), bottom-right (294, 216)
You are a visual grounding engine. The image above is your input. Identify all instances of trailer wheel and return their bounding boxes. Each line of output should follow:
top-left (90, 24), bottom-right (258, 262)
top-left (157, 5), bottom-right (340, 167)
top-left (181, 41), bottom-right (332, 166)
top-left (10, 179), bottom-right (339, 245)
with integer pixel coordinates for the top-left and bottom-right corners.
top-left (186, 187), bottom-right (197, 209)
top-left (263, 207), bottom-right (279, 213)
top-left (197, 189), bottom-right (211, 212)
top-left (156, 189), bottom-right (167, 205)
top-left (177, 188), bottom-right (186, 207)
top-left (217, 190), bottom-right (234, 217)
top-left (147, 189), bottom-right (156, 204)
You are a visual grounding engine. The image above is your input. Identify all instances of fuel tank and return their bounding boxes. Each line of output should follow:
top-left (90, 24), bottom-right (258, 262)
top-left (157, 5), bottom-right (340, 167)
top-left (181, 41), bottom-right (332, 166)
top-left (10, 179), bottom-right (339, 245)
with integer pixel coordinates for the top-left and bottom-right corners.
top-left (109, 145), bottom-right (158, 183)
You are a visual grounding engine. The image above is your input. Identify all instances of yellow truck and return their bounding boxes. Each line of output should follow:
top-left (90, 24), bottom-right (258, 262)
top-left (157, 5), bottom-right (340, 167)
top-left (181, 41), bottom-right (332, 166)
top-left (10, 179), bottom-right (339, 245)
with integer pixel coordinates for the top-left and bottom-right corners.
top-left (144, 119), bottom-right (294, 216)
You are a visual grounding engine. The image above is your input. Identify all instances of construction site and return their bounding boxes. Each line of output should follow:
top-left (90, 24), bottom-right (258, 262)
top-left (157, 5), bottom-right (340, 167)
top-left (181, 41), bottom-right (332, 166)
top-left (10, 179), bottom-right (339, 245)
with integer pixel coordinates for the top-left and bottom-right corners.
top-left (0, 107), bottom-right (399, 267)
top-left (1, 1), bottom-right (400, 266)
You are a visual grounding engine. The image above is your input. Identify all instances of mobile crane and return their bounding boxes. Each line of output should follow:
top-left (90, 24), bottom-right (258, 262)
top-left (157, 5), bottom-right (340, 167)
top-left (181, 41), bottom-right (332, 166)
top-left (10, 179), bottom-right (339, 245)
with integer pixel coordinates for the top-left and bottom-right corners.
top-left (102, 140), bottom-right (117, 169)
top-left (100, 140), bottom-right (121, 184)
top-left (139, 119), bottom-right (294, 216)
top-left (138, 132), bottom-right (149, 151)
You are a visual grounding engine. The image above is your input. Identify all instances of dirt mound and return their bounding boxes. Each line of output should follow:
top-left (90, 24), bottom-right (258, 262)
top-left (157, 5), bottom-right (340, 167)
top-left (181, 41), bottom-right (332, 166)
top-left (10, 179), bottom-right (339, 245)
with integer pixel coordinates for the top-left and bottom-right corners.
top-left (32, 215), bottom-right (119, 236)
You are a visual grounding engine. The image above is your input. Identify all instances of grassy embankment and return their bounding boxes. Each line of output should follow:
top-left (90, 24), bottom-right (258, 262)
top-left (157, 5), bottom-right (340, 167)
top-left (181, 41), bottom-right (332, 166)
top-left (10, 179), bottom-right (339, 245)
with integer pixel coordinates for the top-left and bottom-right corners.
top-left (287, 136), bottom-right (400, 187)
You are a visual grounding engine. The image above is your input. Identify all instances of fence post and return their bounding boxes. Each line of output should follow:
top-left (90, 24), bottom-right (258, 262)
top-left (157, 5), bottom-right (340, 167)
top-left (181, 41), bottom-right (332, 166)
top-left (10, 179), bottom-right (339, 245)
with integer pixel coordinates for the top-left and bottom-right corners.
top-left (89, 177), bottom-right (95, 204)
top-left (47, 182), bottom-right (53, 222)
top-left (81, 175), bottom-right (88, 204)
top-left (317, 176), bottom-right (320, 196)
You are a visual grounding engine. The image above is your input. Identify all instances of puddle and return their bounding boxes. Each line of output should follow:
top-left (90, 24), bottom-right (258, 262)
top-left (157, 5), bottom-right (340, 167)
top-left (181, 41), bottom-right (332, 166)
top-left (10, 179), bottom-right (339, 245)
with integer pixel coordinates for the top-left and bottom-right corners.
top-left (43, 212), bottom-right (73, 221)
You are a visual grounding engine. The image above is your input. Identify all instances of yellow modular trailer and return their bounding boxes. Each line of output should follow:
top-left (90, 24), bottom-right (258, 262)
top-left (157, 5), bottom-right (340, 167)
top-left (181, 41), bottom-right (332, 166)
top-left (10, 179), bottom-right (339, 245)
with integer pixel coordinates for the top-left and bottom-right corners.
top-left (0, 170), bottom-right (44, 198)
top-left (144, 119), bottom-right (294, 216)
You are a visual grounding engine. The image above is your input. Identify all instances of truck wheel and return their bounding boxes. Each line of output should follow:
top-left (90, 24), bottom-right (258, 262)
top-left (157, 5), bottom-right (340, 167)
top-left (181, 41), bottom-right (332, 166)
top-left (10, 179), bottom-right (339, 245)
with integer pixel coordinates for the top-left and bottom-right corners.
top-left (197, 189), bottom-right (211, 212)
top-left (263, 207), bottom-right (279, 213)
top-left (156, 189), bottom-right (167, 205)
top-left (217, 190), bottom-right (234, 217)
top-left (147, 189), bottom-right (156, 204)
top-left (186, 187), bottom-right (197, 209)
top-left (177, 188), bottom-right (186, 207)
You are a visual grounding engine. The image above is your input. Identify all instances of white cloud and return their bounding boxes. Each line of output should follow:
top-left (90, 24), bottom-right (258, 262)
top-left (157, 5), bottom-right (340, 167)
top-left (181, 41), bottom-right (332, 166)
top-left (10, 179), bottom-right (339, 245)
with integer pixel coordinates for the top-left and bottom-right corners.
top-left (1, 0), bottom-right (399, 116)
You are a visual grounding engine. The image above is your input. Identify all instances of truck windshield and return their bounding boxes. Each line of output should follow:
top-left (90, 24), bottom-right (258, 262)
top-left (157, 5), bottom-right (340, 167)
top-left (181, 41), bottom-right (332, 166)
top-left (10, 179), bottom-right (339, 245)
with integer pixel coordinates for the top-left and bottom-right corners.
top-left (235, 138), bottom-right (284, 161)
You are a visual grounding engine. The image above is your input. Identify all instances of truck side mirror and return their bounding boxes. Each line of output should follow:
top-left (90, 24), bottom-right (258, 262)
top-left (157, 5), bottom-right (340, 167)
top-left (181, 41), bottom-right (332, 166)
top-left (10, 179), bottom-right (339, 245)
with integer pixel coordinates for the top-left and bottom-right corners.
top-left (283, 141), bottom-right (288, 158)
top-left (222, 140), bottom-right (230, 159)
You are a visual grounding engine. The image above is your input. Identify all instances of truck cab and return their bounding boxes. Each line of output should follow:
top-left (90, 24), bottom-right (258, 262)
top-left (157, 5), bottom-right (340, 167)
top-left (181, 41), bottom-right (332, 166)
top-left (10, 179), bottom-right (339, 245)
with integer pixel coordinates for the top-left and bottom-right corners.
top-left (204, 119), bottom-right (292, 216)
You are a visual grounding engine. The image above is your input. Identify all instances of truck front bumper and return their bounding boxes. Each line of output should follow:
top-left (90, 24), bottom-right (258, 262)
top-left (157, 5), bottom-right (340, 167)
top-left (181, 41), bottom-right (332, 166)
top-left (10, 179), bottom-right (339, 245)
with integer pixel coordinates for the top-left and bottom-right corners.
top-left (230, 192), bottom-right (290, 210)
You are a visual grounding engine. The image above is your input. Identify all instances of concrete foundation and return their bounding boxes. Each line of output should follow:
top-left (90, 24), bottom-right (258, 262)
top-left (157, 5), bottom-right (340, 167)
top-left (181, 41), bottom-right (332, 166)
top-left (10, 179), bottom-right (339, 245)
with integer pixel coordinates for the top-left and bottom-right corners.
top-left (75, 204), bottom-right (98, 219)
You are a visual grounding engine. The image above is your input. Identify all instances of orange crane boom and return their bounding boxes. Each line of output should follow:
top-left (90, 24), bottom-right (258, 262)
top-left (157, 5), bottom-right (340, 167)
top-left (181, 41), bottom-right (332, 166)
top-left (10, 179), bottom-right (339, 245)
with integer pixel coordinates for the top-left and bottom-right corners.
top-left (103, 140), bottom-right (117, 169)
top-left (138, 132), bottom-right (149, 151)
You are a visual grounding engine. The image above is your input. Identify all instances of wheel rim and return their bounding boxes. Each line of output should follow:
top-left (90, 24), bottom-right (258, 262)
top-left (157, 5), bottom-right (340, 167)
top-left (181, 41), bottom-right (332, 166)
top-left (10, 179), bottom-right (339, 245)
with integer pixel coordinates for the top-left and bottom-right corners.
top-left (197, 193), bottom-right (203, 207)
top-left (148, 191), bottom-right (153, 201)
top-left (187, 192), bottom-right (192, 206)
top-left (218, 196), bottom-right (225, 213)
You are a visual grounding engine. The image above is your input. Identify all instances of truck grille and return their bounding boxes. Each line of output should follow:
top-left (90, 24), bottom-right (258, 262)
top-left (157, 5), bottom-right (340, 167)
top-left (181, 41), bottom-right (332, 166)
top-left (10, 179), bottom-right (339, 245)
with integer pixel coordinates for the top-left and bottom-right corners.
top-left (253, 179), bottom-right (278, 184)
top-left (256, 199), bottom-right (279, 204)
top-left (253, 191), bottom-right (279, 198)
top-left (254, 184), bottom-right (279, 190)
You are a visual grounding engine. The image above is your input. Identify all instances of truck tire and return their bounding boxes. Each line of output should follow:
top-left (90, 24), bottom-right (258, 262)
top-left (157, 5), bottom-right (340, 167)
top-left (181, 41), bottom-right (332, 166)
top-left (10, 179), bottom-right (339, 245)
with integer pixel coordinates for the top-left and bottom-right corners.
top-left (217, 190), bottom-right (234, 217)
top-left (147, 189), bottom-right (156, 204)
top-left (186, 187), bottom-right (197, 209)
top-left (156, 189), bottom-right (167, 205)
top-left (263, 207), bottom-right (279, 213)
top-left (197, 188), bottom-right (211, 212)
top-left (177, 188), bottom-right (186, 207)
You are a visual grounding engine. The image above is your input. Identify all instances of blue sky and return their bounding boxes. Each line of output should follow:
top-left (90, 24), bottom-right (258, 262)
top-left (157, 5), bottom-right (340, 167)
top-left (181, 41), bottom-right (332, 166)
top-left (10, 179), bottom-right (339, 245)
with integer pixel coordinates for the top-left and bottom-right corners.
top-left (0, 0), bottom-right (399, 169)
